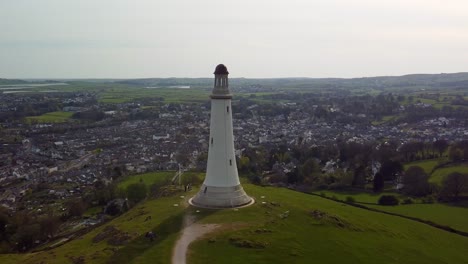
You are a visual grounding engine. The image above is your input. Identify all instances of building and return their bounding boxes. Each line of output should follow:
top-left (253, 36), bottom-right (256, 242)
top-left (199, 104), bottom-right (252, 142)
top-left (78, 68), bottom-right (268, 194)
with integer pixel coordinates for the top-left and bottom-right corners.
top-left (190, 64), bottom-right (253, 208)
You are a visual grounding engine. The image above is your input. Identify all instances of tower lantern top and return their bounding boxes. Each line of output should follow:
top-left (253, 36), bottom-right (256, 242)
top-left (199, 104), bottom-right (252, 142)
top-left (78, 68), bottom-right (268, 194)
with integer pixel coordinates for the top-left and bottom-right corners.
top-left (214, 64), bottom-right (229, 75)
top-left (211, 64), bottom-right (231, 99)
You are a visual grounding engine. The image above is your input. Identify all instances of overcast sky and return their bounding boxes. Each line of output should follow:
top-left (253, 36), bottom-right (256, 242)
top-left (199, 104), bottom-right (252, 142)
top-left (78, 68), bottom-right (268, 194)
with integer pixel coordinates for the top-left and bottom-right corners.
top-left (1, 0), bottom-right (467, 78)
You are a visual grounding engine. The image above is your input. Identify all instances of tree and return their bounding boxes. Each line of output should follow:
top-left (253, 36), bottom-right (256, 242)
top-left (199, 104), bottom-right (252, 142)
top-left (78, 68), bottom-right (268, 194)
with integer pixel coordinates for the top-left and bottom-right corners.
top-left (433, 139), bottom-right (448, 157)
top-left (373, 172), bottom-right (384, 192)
top-left (449, 147), bottom-right (463, 162)
top-left (440, 172), bottom-right (468, 201)
top-left (126, 183), bottom-right (147, 203)
top-left (67, 199), bottom-right (86, 218)
top-left (402, 166), bottom-right (431, 196)
top-left (39, 214), bottom-right (61, 239)
top-left (352, 165), bottom-right (367, 187)
top-left (300, 158), bottom-right (320, 184)
top-left (378, 195), bottom-right (399, 206)
top-left (238, 156), bottom-right (250, 173)
top-left (379, 160), bottom-right (403, 181)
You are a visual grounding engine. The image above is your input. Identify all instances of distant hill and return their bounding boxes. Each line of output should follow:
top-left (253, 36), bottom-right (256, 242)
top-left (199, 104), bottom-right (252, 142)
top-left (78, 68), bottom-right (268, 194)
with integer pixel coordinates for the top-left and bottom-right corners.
top-left (115, 72), bottom-right (468, 90)
top-left (0, 78), bottom-right (28, 85)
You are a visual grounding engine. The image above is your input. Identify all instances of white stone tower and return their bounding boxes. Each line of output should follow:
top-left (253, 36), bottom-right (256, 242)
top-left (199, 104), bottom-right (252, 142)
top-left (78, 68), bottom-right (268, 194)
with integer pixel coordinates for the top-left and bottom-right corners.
top-left (190, 64), bottom-right (253, 208)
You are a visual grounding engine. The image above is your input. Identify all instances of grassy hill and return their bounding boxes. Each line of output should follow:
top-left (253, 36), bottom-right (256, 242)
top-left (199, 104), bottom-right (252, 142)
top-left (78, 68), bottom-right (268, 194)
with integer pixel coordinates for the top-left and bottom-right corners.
top-left (1, 182), bottom-right (468, 264)
top-left (190, 185), bottom-right (468, 264)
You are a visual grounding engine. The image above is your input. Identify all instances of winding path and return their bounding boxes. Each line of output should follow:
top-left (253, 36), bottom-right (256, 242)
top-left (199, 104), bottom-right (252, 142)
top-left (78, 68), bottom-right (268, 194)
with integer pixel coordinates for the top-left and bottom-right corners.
top-left (172, 223), bottom-right (219, 264)
top-left (172, 212), bottom-right (220, 264)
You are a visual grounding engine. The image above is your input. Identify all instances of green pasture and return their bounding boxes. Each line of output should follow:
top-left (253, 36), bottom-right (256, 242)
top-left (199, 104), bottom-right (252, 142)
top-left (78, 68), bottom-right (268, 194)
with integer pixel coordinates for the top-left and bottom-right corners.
top-left (430, 164), bottom-right (468, 184)
top-left (24, 111), bottom-right (73, 123)
top-left (404, 159), bottom-right (468, 184)
top-left (314, 189), bottom-right (468, 234)
top-left (313, 190), bottom-right (403, 204)
top-left (99, 87), bottom-right (209, 103)
top-left (404, 158), bottom-right (443, 174)
top-left (367, 203), bottom-right (468, 233)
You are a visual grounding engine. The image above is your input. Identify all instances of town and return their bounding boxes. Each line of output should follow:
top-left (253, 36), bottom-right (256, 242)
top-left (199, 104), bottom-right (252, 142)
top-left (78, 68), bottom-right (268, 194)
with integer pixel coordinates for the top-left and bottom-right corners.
top-left (0, 76), bottom-right (468, 255)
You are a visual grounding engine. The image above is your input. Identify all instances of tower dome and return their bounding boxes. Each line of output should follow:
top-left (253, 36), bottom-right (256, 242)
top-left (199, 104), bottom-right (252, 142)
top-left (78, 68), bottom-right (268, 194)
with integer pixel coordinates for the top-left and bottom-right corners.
top-left (214, 64), bottom-right (229, 75)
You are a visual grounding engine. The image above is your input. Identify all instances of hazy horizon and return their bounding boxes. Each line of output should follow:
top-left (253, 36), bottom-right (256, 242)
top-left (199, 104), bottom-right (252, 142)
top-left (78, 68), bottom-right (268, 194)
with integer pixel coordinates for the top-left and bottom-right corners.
top-left (1, 0), bottom-right (467, 79)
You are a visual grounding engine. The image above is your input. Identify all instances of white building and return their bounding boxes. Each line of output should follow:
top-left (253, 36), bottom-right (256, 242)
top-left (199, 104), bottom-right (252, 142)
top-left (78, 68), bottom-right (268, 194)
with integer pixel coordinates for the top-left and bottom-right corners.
top-left (190, 64), bottom-right (253, 208)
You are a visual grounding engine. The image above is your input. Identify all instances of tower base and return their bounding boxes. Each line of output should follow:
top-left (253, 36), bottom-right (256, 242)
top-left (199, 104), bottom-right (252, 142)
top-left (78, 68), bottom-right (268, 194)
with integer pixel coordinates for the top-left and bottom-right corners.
top-left (189, 184), bottom-right (254, 209)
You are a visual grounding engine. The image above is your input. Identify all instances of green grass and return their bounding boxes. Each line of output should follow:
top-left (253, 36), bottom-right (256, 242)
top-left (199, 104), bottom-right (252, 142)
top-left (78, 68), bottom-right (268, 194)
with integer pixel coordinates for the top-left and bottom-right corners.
top-left (404, 158), bottom-right (443, 174)
top-left (24, 111), bottom-right (73, 123)
top-left (117, 171), bottom-right (204, 190)
top-left (404, 159), bottom-right (468, 184)
top-left (367, 203), bottom-right (468, 233)
top-left (314, 190), bottom-right (402, 204)
top-left (84, 206), bottom-right (103, 217)
top-left (189, 185), bottom-right (468, 264)
top-left (117, 171), bottom-right (175, 190)
top-left (314, 189), bottom-right (468, 234)
top-left (2, 183), bottom-right (468, 264)
top-left (430, 164), bottom-right (468, 184)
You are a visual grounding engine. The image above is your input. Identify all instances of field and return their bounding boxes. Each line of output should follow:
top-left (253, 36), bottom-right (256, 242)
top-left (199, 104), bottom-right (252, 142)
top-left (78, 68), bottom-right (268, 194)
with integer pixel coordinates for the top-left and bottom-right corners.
top-left (314, 189), bottom-right (468, 233)
top-left (404, 159), bottom-right (468, 184)
top-left (404, 158), bottom-right (442, 174)
top-left (99, 87), bottom-right (210, 104)
top-left (367, 203), bottom-right (468, 233)
top-left (24, 111), bottom-right (73, 123)
top-left (430, 164), bottom-right (468, 184)
top-left (2, 174), bottom-right (468, 264)
top-left (314, 190), bottom-right (403, 204)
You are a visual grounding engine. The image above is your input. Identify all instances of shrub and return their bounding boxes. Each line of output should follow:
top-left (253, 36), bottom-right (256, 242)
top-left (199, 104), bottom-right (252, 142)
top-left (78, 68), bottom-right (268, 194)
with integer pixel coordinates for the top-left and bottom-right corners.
top-left (378, 195), bottom-right (399, 206)
top-left (126, 183), bottom-right (147, 203)
top-left (345, 196), bottom-right (356, 203)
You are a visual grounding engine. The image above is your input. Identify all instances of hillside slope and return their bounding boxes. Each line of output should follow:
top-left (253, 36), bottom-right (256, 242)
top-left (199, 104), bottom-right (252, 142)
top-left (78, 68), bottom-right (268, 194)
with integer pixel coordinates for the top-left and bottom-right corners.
top-left (1, 184), bottom-right (467, 264)
top-left (190, 185), bottom-right (468, 264)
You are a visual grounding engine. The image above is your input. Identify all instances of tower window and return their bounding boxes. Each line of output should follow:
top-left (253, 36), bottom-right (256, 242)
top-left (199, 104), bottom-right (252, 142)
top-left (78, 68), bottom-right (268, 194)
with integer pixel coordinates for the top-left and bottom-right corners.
top-left (229, 159), bottom-right (232, 166)
top-left (211, 137), bottom-right (213, 145)
top-left (227, 106), bottom-right (229, 113)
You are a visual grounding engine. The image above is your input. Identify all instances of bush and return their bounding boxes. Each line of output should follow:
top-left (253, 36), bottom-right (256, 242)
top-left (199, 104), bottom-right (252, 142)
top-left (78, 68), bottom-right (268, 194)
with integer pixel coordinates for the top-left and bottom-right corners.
top-left (248, 174), bottom-right (262, 185)
top-left (378, 195), bottom-right (399, 206)
top-left (126, 183), bottom-right (147, 203)
top-left (345, 196), bottom-right (356, 203)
